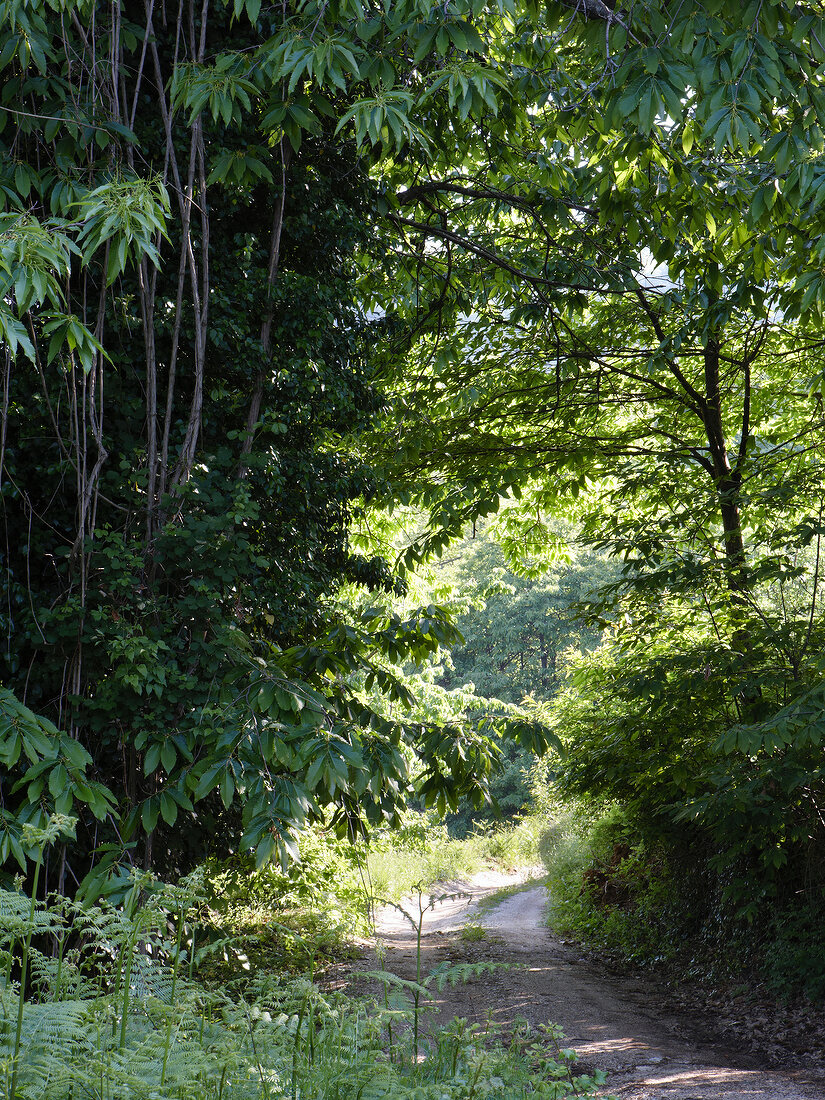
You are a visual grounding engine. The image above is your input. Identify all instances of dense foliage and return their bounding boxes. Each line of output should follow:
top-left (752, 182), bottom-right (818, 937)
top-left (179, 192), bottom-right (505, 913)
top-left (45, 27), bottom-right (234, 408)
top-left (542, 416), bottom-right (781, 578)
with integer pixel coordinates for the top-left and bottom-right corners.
top-left (2, 0), bottom-right (825, 1002)
top-left (401, 529), bottom-right (607, 833)
top-left (0, 0), bottom-right (555, 892)
top-left (0, 0), bottom-right (391, 886)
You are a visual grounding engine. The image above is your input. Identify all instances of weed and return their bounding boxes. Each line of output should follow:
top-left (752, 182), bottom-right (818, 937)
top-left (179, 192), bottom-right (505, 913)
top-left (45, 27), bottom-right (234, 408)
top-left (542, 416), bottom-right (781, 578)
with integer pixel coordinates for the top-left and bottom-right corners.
top-left (367, 886), bottom-right (500, 1055)
top-left (460, 922), bottom-right (486, 943)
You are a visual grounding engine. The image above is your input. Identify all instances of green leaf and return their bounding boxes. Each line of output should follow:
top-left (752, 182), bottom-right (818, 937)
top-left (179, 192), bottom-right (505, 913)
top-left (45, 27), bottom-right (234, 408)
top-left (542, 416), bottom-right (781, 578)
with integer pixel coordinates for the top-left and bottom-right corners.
top-left (305, 754), bottom-right (325, 790)
top-left (194, 763), bottom-right (224, 800)
top-left (160, 739), bottom-right (176, 774)
top-left (257, 682), bottom-right (275, 712)
top-left (641, 47), bottom-right (659, 74)
top-left (220, 769), bottom-right (235, 809)
top-left (682, 119), bottom-right (694, 154)
top-left (144, 742), bottom-right (161, 775)
top-left (141, 799), bottom-right (159, 834)
top-left (160, 791), bottom-right (177, 826)
top-left (48, 762), bottom-right (68, 799)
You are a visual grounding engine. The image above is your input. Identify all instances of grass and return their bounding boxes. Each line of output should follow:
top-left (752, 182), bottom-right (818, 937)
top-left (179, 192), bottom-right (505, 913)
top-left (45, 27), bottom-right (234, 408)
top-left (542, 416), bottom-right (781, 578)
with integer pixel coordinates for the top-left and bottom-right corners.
top-left (474, 875), bottom-right (548, 916)
top-left (367, 814), bottom-right (544, 904)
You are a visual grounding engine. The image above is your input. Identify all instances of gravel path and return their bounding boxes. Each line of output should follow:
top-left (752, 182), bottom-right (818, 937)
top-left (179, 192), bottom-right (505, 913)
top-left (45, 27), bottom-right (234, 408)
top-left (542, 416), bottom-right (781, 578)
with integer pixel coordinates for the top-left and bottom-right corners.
top-left (372, 872), bottom-right (825, 1100)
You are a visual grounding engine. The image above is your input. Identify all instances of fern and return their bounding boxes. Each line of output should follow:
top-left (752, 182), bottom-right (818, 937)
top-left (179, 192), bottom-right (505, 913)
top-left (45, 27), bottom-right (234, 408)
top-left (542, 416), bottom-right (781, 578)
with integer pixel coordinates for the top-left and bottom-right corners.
top-left (1, 996), bottom-right (94, 1049)
top-left (0, 862), bottom-right (608, 1100)
top-left (429, 960), bottom-right (515, 992)
top-left (0, 889), bottom-right (61, 941)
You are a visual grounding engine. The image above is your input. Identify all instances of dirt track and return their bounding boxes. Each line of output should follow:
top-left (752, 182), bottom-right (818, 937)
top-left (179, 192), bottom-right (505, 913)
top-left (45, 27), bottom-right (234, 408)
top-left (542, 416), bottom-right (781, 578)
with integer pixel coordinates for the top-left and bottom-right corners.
top-left (371, 872), bottom-right (825, 1100)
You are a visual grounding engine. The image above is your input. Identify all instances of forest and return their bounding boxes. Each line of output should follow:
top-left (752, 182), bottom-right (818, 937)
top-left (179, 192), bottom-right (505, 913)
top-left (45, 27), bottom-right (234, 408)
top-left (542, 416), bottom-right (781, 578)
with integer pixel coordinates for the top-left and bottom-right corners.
top-left (0, 0), bottom-right (824, 1095)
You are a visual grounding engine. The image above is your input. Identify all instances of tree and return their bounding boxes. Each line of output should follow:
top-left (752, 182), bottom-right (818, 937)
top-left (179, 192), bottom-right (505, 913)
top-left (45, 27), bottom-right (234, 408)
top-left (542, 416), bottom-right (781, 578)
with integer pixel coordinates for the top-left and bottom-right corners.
top-left (0, 0), bottom-right (554, 890)
top-left (364, 0), bottom-right (825, 706)
top-left (405, 527), bottom-right (607, 833)
top-left (435, 532), bottom-right (607, 704)
top-left (0, 0), bottom-right (391, 884)
top-left (352, 0), bottom-right (825, 912)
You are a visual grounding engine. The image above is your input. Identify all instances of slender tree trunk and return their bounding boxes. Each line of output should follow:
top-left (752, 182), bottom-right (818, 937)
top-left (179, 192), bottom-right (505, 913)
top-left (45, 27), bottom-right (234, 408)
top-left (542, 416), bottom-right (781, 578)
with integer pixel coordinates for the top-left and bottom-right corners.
top-left (702, 337), bottom-right (748, 594)
top-left (239, 142), bottom-right (292, 476)
top-left (702, 336), bottom-right (760, 715)
top-left (139, 256), bottom-right (159, 541)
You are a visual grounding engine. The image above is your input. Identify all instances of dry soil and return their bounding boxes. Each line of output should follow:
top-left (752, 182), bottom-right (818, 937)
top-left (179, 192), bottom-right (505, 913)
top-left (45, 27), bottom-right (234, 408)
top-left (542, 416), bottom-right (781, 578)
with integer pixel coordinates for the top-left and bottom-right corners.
top-left (366, 870), bottom-right (825, 1100)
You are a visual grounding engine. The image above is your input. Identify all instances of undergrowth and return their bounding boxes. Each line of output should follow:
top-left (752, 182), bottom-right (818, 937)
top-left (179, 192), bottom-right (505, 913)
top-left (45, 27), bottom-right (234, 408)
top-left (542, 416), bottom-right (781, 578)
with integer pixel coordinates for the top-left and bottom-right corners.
top-left (197, 814), bottom-right (543, 984)
top-left (200, 827), bottom-right (371, 981)
top-left (0, 816), bottom-right (614, 1099)
top-left (539, 801), bottom-right (825, 1002)
top-left (540, 806), bottom-right (680, 967)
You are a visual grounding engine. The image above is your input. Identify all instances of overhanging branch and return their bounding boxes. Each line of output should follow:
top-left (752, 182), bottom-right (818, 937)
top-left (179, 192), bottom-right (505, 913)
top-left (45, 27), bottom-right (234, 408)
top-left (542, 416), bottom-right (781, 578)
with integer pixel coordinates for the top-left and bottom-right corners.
top-left (387, 212), bottom-right (602, 294)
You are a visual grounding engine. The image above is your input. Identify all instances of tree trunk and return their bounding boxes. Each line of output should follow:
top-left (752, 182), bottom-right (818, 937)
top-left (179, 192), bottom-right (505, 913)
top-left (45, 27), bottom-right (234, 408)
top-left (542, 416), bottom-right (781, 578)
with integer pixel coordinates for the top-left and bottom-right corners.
top-left (239, 142), bottom-right (292, 476)
top-left (702, 338), bottom-right (748, 595)
top-left (702, 337), bottom-right (760, 715)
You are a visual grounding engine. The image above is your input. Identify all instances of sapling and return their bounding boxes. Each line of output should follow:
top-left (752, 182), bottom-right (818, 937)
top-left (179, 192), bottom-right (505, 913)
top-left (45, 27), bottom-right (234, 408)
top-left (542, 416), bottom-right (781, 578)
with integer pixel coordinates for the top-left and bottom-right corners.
top-left (365, 884), bottom-right (512, 1062)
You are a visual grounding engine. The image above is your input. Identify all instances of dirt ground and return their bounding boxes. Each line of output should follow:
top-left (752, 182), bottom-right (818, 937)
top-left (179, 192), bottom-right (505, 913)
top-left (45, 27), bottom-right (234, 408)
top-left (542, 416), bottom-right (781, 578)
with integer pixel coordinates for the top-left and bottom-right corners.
top-left (353, 871), bottom-right (825, 1100)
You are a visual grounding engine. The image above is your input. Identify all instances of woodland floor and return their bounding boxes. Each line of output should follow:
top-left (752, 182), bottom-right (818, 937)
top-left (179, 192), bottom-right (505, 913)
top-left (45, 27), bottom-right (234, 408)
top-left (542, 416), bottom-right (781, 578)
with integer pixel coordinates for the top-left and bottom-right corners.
top-left (343, 870), bottom-right (825, 1100)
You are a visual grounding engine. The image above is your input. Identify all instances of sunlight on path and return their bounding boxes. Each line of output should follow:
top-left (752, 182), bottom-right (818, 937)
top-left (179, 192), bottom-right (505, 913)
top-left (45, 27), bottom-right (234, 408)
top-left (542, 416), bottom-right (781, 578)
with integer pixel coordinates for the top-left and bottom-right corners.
top-left (477, 886), bottom-right (825, 1100)
top-left (375, 873), bottom-right (825, 1100)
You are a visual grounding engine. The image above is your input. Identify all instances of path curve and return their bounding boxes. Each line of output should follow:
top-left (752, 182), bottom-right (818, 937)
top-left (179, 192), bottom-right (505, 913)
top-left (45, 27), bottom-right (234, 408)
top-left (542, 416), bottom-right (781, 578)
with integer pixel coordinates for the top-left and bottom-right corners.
top-left (372, 872), bottom-right (825, 1100)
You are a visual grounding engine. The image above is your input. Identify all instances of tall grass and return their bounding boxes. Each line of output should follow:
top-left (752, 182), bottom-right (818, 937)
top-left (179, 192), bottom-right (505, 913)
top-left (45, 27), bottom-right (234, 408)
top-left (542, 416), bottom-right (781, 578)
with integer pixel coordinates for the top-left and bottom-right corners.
top-left (368, 815), bottom-right (543, 903)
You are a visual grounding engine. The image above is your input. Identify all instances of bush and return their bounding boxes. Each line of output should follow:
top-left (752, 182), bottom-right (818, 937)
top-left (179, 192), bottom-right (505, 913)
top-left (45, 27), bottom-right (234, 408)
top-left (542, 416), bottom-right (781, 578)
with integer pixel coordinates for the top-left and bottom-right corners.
top-left (531, 625), bottom-right (825, 1000)
top-left (760, 892), bottom-right (825, 1000)
top-left (540, 804), bottom-right (683, 966)
top-left (539, 799), bottom-right (825, 999)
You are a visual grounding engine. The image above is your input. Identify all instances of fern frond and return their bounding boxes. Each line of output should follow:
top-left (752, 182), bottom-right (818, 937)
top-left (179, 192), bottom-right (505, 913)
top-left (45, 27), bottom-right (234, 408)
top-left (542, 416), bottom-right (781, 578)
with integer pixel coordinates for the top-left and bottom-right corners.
top-left (355, 969), bottom-right (430, 998)
top-left (429, 959), bottom-right (516, 992)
